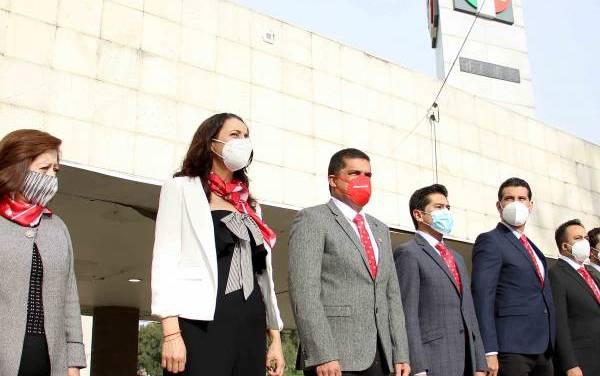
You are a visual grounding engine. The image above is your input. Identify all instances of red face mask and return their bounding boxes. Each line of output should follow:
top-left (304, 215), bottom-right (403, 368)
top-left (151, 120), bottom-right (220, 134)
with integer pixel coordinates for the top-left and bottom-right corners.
top-left (337, 175), bottom-right (372, 207)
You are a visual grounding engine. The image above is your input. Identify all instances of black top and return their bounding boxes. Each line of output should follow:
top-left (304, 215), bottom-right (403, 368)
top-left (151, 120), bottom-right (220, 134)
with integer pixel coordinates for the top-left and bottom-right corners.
top-left (211, 210), bottom-right (267, 273)
top-left (25, 243), bottom-right (45, 335)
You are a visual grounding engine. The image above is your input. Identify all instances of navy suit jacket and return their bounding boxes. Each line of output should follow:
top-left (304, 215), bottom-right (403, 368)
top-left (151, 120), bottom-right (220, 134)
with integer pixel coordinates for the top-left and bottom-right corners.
top-left (471, 223), bottom-right (556, 355)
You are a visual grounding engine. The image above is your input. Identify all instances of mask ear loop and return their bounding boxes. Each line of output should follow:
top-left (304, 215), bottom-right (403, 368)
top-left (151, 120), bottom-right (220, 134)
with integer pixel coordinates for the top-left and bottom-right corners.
top-left (416, 210), bottom-right (432, 227)
top-left (211, 139), bottom-right (226, 159)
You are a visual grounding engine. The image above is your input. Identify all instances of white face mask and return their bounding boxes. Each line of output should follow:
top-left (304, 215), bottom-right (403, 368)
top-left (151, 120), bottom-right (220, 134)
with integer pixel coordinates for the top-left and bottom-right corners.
top-left (501, 201), bottom-right (530, 227)
top-left (212, 138), bottom-right (253, 172)
top-left (567, 239), bottom-right (590, 264)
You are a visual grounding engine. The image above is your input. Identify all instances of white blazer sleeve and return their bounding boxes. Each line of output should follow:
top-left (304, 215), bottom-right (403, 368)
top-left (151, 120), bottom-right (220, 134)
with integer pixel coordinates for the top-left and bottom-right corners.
top-left (151, 178), bottom-right (183, 318)
top-left (256, 203), bottom-right (284, 330)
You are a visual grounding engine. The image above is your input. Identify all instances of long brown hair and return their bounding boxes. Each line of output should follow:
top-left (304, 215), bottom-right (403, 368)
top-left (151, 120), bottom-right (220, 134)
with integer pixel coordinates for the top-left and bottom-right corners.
top-left (0, 129), bottom-right (62, 197)
top-left (175, 113), bottom-right (254, 204)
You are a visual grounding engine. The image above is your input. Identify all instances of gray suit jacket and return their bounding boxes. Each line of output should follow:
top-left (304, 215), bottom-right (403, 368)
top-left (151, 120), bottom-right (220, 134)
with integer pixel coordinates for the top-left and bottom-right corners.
top-left (0, 215), bottom-right (86, 376)
top-left (288, 200), bottom-right (409, 371)
top-left (394, 234), bottom-right (486, 376)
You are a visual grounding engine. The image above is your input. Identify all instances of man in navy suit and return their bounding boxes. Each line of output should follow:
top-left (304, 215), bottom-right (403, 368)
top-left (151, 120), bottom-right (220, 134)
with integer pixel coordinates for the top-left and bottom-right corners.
top-left (471, 177), bottom-right (555, 376)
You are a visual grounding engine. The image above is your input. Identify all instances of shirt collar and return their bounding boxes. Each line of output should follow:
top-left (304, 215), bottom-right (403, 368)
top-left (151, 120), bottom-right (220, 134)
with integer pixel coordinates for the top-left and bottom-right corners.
top-left (590, 262), bottom-right (600, 274)
top-left (500, 221), bottom-right (522, 239)
top-left (416, 230), bottom-right (442, 249)
top-left (330, 196), bottom-right (364, 222)
top-left (559, 254), bottom-right (584, 271)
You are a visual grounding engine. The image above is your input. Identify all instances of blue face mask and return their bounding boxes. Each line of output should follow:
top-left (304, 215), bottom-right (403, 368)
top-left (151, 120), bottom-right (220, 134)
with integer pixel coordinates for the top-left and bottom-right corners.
top-left (423, 208), bottom-right (454, 236)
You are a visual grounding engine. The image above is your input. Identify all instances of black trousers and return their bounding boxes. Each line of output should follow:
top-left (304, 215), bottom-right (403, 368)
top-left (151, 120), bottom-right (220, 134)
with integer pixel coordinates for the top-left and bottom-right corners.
top-left (498, 352), bottom-right (553, 376)
top-left (164, 288), bottom-right (266, 376)
top-left (304, 340), bottom-right (390, 376)
top-left (17, 334), bottom-right (50, 376)
top-left (463, 334), bottom-right (473, 376)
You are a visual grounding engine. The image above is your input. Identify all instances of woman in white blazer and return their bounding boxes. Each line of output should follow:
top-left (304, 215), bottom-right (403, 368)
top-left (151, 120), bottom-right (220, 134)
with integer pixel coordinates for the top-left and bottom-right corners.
top-left (152, 113), bottom-right (285, 376)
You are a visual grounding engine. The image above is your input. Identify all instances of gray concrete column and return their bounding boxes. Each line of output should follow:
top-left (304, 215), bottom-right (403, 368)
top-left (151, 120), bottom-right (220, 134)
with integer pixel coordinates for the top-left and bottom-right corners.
top-left (91, 306), bottom-right (139, 376)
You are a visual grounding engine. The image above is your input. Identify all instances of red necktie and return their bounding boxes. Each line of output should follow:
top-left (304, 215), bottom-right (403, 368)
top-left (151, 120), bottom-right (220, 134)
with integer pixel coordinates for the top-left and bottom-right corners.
top-left (353, 214), bottom-right (377, 280)
top-left (519, 234), bottom-right (544, 285)
top-left (435, 242), bottom-right (462, 293)
top-left (578, 267), bottom-right (600, 304)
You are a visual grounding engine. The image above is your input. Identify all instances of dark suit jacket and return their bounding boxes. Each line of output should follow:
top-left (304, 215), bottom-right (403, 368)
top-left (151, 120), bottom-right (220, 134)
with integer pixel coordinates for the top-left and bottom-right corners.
top-left (394, 234), bottom-right (487, 376)
top-left (550, 259), bottom-right (600, 375)
top-left (471, 223), bottom-right (556, 355)
top-left (586, 264), bottom-right (600, 284)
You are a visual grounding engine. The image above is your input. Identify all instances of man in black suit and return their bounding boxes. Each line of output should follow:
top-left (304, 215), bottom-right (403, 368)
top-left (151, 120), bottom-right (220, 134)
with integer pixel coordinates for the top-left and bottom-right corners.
top-left (471, 177), bottom-right (555, 376)
top-left (550, 219), bottom-right (600, 376)
top-left (586, 227), bottom-right (600, 282)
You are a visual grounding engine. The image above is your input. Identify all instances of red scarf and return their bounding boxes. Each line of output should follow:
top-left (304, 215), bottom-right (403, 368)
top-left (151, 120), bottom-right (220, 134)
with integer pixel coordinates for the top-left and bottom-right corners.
top-left (208, 172), bottom-right (277, 248)
top-left (0, 194), bottom-right (52, 227)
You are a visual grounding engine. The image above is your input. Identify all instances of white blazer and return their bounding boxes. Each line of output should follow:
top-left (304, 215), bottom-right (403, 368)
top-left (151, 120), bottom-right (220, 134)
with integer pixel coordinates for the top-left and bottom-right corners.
top-left (151, 176), bottom-right (283, 329)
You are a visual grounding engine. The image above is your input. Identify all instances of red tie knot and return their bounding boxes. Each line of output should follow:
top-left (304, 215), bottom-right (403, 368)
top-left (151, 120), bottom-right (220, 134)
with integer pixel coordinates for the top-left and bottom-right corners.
top-left (353, 213), bottom-right (364, 224)
top-left (435, 242), bottom-right (448, 254)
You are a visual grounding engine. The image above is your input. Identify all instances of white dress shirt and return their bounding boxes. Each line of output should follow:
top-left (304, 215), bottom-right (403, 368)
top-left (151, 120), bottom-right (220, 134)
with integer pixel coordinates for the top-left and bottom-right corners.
top-left (591, 262), bottom-right (600, 274)
top-left (416, 230), bottom-right (444, 256)
top-left (560, 255), bottom-right (600, 292)
top-left (331, 197), bottom-right (379, 264)
top-left (559, 254), bottom-right (584, 271)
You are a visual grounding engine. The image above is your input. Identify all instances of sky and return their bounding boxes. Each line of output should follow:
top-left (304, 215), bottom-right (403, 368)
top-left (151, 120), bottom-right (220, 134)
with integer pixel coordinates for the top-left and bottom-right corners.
top-left (235, 0), bottom-right (599, 145)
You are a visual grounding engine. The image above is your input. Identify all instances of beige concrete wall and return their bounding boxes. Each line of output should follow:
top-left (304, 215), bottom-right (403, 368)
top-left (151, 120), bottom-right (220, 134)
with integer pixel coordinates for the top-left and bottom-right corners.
top-left (0, 0), bottom-right (598, 256)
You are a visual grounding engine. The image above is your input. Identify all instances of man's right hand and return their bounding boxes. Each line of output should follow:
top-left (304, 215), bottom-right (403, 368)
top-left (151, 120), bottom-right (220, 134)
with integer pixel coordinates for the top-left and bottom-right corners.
top-left (566, 367), bottom-right (583, 376)
top-left (315, 360), bottom-right (342, 376)
top-left (161, 335), bottom-right (186, 373)
top-left (486, 354), bottom-right (499, 376)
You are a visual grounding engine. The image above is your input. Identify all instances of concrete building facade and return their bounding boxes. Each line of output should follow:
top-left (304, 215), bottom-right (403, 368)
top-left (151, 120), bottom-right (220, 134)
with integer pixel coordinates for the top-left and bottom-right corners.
top-left (0, 0), bottom-right (598, 373)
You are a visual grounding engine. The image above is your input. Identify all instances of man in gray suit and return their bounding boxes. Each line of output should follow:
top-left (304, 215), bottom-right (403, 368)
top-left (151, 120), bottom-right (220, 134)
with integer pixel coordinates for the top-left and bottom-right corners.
top-left (394, 184), bottom-right (486, 376)
top-left (289, 148), bottom-right (410, 376)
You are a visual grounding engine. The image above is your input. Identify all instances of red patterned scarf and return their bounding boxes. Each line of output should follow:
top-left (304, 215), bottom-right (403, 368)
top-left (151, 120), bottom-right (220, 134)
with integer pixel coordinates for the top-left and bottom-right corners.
top-left (208, 172), bottom-right (276, 248)
top-left (0, 194), bottom-right (52, 227)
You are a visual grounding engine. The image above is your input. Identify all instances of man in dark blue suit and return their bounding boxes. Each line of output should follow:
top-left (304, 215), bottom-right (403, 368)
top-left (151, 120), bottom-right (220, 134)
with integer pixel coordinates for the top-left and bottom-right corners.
top-left (471, 178), bottom-right (555, 376)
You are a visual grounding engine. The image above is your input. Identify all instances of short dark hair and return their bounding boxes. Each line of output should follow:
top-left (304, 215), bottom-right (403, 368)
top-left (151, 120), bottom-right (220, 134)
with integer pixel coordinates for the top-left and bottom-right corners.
top-left (588, 227), bottom-right (600, 249)
top-left (327, 148), bottom-right (370, 176)
top-left (408, 184), bottom-right (448, 229)
top-left (498, 177), bottom-right (532, 201)
top-left (555, 219), bottom-right (584, 250)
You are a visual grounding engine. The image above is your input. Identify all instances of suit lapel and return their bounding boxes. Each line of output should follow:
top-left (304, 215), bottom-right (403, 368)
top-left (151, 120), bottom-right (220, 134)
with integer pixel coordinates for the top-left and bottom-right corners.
top-left (529, 240), bottom-right (548, 279)
top-left (559, 260), bottom-right (600, 306)
top-left (327, 200), bottom-right (372, 279)
top-left (366, 215), bottom-right (387, 264)
top-left (586, 265), bottom-right (600, 285)
top-left (415, 234), bottom-right (461, 296)
top-left (182, 178), bottom-right (218, 282)
top-left (497, 224), bottom-right (542, 284)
